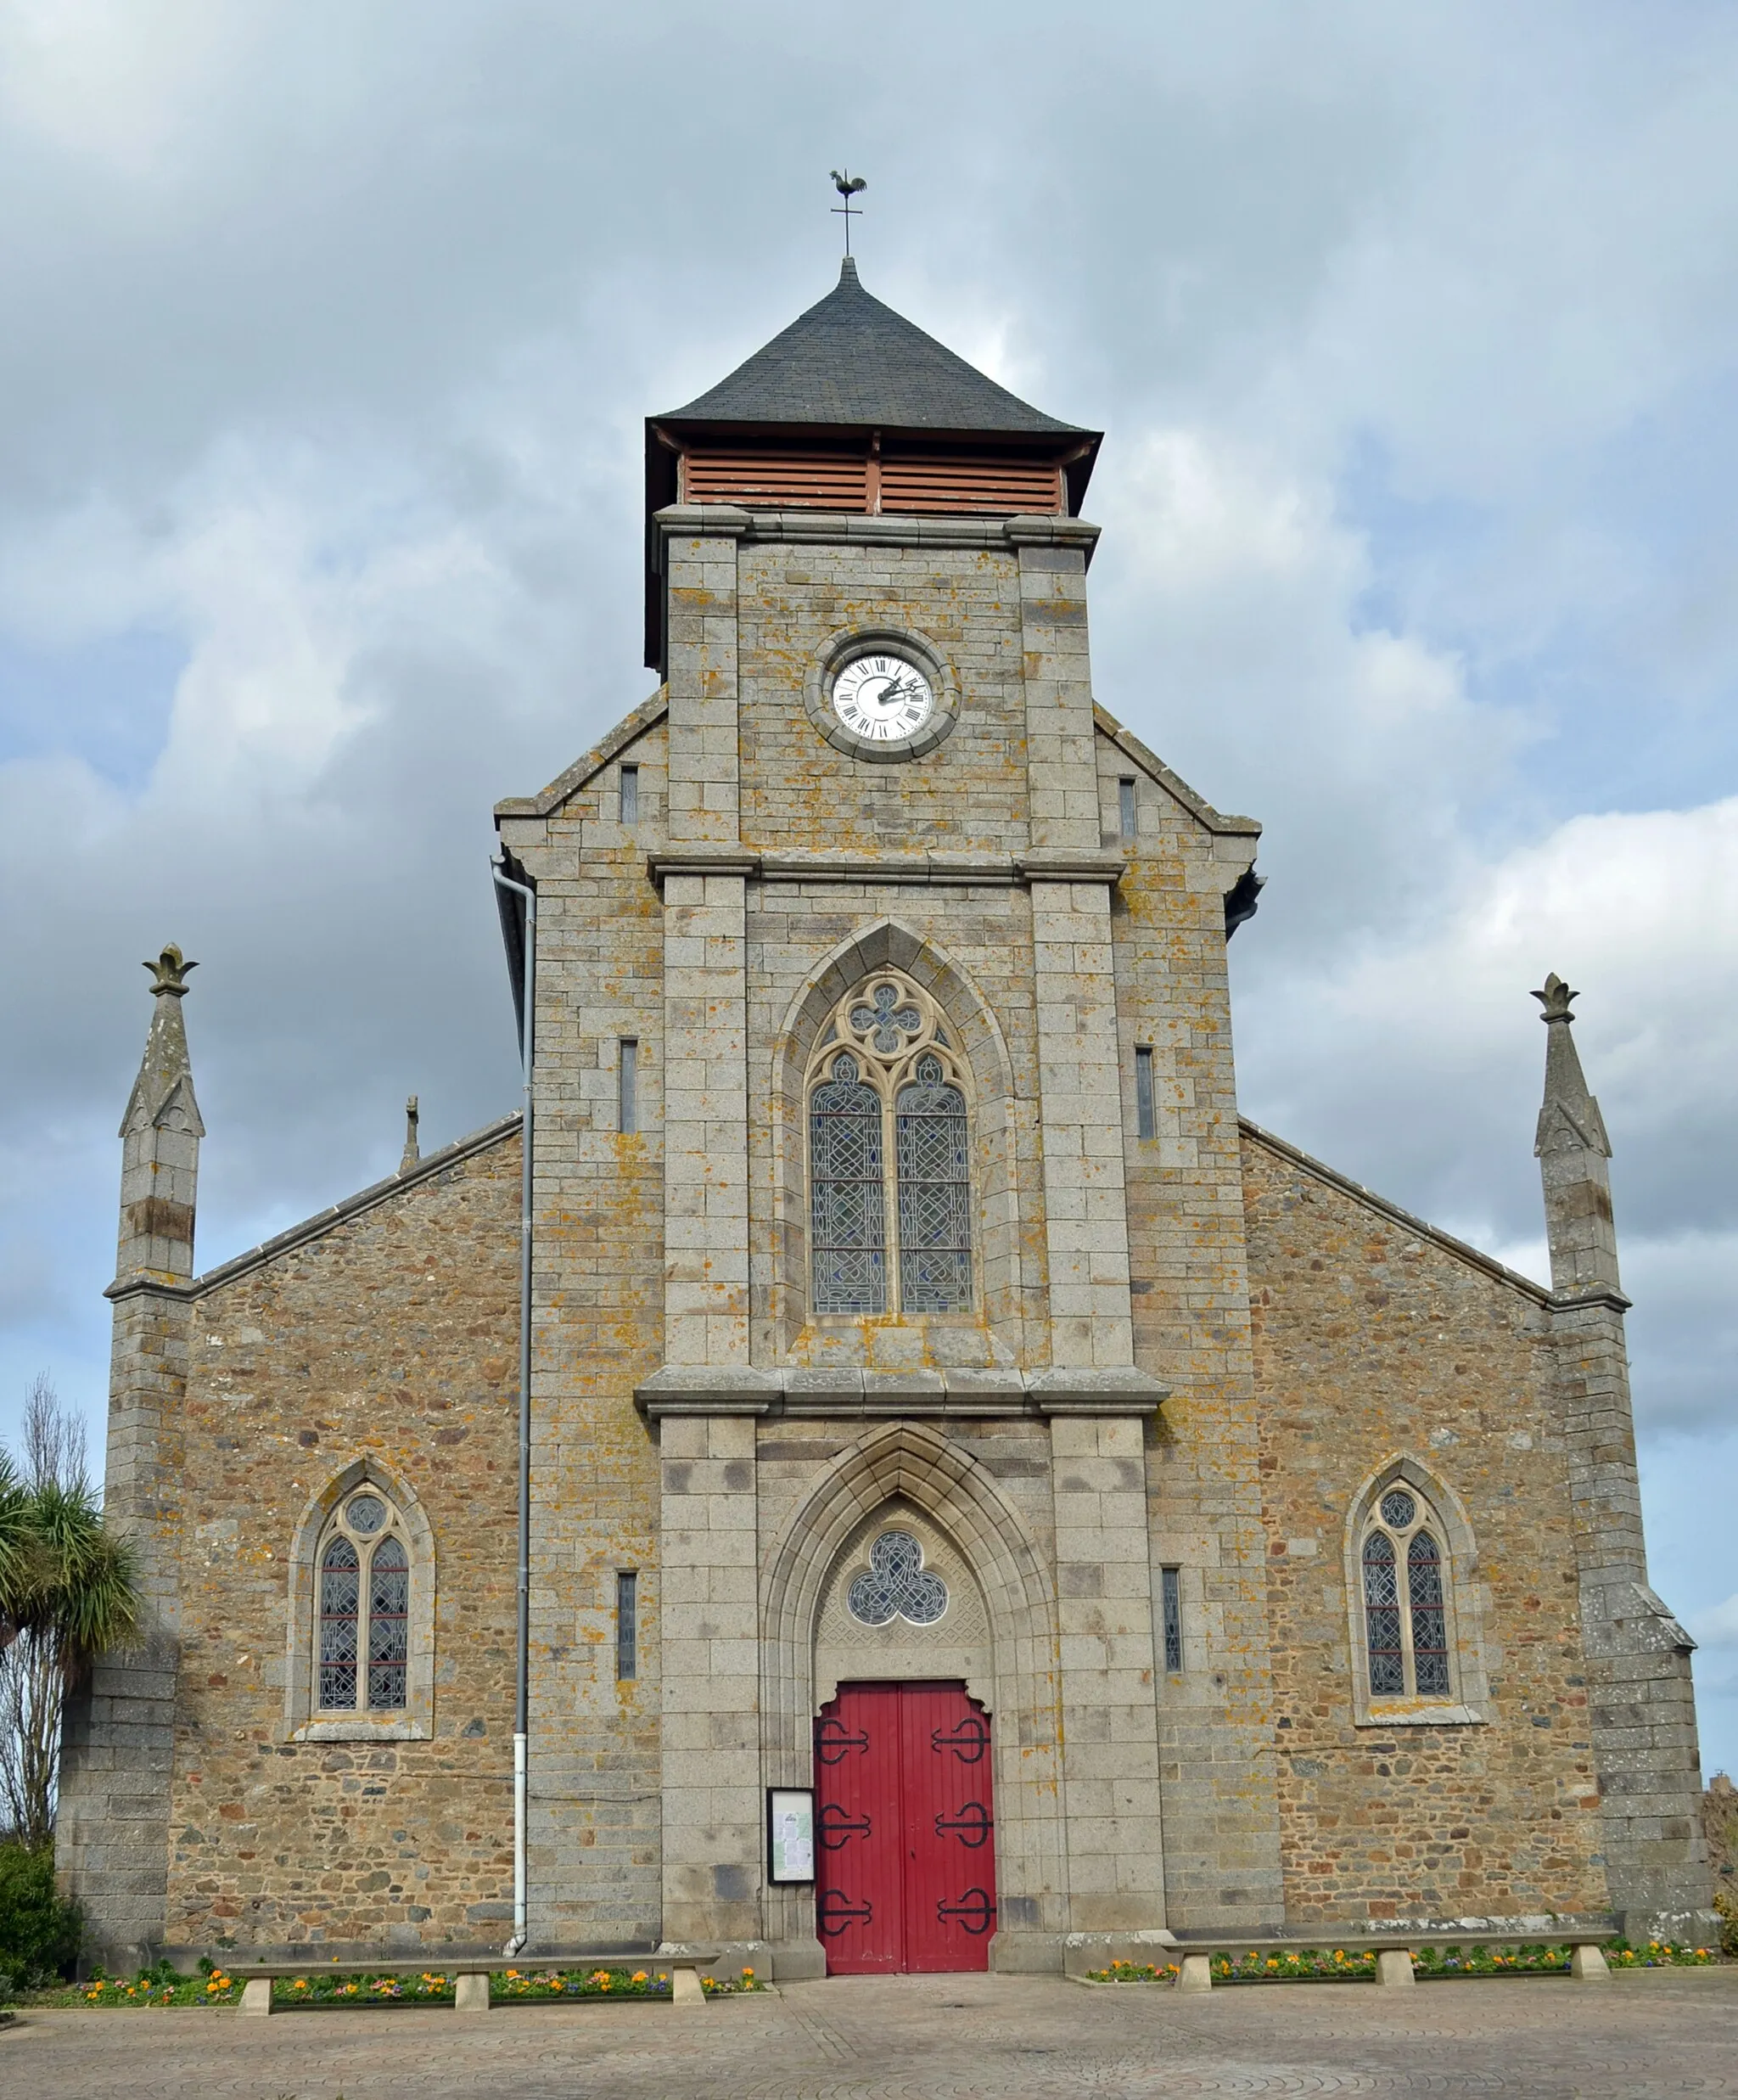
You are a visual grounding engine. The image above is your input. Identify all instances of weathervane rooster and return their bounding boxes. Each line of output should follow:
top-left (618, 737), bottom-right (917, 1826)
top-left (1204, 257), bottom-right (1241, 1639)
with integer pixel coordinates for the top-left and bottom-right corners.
top-left (831, 169), bottom-right (866, 255)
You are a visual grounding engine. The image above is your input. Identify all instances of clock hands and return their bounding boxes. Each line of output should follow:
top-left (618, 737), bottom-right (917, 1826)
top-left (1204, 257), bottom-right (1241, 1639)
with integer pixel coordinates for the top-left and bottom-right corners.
top-left (861, 670), bottom-right (922, 716)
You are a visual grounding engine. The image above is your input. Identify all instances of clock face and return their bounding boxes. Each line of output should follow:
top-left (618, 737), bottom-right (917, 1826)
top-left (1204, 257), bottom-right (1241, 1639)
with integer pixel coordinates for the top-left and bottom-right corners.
top-left (831, 652), bottom-right (937, 745)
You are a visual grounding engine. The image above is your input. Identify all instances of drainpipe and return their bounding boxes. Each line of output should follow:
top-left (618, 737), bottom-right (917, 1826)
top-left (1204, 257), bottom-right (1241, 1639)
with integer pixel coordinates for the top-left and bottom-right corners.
top-left (491, 853), bottom-right (535, 1957)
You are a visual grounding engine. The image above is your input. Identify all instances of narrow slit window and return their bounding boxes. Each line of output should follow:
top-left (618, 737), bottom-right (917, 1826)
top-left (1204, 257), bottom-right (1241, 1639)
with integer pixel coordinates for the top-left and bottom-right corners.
top-left (619, 1039), bottom-right (638, 1136)
top-left (1135, 1046), bottom-right (1157, 1142)
top-left (619, 764), bottom-right (639, 825)
top-left (1118, 776), bottom-right (1137, 841)
top-left (1161, 1564), bottom-right (1183, 1673)
top-left (616, 1569), bottom-right (638, 1681)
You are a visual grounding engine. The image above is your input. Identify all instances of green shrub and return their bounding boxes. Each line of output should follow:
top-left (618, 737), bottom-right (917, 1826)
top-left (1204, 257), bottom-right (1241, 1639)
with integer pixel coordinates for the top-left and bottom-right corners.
top-left (0, 1841), bottom-right (83, 1984)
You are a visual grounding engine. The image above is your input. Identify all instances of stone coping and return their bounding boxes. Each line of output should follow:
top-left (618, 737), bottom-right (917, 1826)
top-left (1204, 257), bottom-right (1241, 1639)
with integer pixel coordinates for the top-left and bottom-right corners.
top-left (635, 1363), bottom-right (1169, 1419)
top-left (113, 1114), bottom-right (526, 1302)
top-left (651, 504), bottom-right (1102, 562)
top-left (646, 845), bottom-right (1129, 889)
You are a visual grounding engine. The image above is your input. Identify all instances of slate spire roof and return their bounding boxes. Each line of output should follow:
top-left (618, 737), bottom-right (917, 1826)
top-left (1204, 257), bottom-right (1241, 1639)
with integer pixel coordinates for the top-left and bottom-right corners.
top-left (658, 257), bottom-right (1085, 437)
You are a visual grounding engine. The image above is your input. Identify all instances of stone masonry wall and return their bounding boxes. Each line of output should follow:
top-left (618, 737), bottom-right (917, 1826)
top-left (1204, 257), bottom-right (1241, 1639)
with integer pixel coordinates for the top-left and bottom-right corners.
top-left (1108, 736), bottom-right (1285, 1930)
top-left (1241, 1127), bottom-right (1612, 1924)
top-left (501, 713), bottom-right (668, 1946)
top-left (160, 1132), bottom-right (522, 1954)
top-left (737, 542), bottom-right (1029, 857)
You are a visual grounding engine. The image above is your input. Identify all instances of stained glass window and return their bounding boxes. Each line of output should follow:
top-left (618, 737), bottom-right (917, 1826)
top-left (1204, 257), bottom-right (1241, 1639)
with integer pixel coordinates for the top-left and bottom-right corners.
top-left (807, 976), bottom-right (975, 1320)
top-left (367, 1537), bottom-right (409, 1710)
top-left (896, 1054), bottom-right (971, 1313)
top-left (1362, 1532), bottom-right (1404, 1696)
top-left (810, 1053), bottom-right (886, 1313)
top-left (1362, 1482), bottom-right (1456, 1702)
top-left (1408, 1531), bottom-right (1450, 1695)
top-left (319, 1537), bottom-right (360, 1710)
top-left (314, 1488), bottom-right (412, 1715)
top-left (846, 1530), bottom-right (949, 1626)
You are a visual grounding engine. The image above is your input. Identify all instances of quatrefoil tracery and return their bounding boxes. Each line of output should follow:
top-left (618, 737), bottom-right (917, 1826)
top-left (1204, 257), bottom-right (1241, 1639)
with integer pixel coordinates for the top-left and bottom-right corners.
top-left (846, 1530), bottom-right (950, 1627)
top-left (849, 982), bottom-right (923, 1055)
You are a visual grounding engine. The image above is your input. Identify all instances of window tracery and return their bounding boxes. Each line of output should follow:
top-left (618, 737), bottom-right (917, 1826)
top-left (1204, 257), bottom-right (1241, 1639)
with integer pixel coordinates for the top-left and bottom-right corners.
top-left (806, 974), bottom-right (973, 1317)
top-left (316, 1487), bottom-right (412, 1714)
top-left (1360, 1482), bottom-right (1454, 1702)
top-left (846, 1530), bottom-right (950, 1626)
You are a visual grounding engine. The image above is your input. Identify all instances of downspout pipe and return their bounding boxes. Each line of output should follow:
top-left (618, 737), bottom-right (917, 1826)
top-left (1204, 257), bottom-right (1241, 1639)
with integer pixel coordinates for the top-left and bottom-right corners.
top-left (491, 852), bottom-right (536, 1958)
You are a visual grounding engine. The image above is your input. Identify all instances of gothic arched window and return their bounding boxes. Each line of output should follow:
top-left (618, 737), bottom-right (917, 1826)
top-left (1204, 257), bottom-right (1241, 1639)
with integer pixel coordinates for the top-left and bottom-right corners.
top-left (317, 1487), bottom-right (412, 1713)
top-left (1360, 1483), bottom-right (1454, 1703)
top-left (808, 974), bottom-right (973, 1317)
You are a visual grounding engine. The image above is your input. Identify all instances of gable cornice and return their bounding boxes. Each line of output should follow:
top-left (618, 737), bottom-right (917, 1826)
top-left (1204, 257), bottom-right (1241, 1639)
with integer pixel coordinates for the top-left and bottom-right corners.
top-left (494, 687), bottom-right (670, 822)
top-left (1240, 1115), bottom-right (1551, 1306)
top-left (1092, 703), bottom-right (1261, 839)
top-left (186, 1112), bottom-right (522, 1298)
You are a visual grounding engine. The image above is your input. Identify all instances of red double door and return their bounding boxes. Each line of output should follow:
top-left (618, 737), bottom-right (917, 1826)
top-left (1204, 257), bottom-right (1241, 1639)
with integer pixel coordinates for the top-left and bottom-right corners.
top-left (814, 1682), bottom-right (997, 1974)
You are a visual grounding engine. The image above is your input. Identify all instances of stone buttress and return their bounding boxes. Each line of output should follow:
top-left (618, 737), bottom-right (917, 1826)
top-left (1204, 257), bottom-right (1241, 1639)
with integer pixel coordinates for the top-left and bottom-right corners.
top-left (58, 946), bottom-right (203, 1968)
top-left (1533, 974), bottom-right (1713, 1934)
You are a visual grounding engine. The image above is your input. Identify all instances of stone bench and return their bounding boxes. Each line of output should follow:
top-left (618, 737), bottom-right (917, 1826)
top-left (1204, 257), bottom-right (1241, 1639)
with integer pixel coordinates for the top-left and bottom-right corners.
top-left (230, 1951), bottom-right (718, 2014)
top-left (1163, 1932), bottom-right (1615, 1996)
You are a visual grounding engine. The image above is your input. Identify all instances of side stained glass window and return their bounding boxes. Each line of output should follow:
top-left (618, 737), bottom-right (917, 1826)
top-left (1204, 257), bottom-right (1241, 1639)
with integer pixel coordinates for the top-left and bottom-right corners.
top-left (315, 1488), bottom-right (413, 1714)
top-left (319, 1538), bottom-right (360, 1710)
top-left (1361, 1480), bottom-right (1457, 1704)
top-left (1408, 1531), bottom-right (1450, 1695)
top-left (1362, 1533), bottom-right (1404, 1695)
top-left (806, 974), bottom-right (975, 1319)
top-left (368, 1537), bottom-right (410, 1710)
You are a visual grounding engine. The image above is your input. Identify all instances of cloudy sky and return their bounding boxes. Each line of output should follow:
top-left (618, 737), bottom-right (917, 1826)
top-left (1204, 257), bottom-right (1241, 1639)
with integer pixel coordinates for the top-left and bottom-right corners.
top-left (3, 2), bottom-right (1737, 1769)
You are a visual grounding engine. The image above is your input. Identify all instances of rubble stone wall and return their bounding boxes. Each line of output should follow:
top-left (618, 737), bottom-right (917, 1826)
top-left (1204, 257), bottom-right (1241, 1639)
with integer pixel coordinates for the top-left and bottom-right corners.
top-left (1242, 1127), bottom-right (1612, 1924)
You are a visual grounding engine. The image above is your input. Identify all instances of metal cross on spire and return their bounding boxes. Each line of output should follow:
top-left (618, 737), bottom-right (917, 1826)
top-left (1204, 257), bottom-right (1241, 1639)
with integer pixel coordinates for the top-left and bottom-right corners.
top-left (830, 169), bottom-right (866, 255)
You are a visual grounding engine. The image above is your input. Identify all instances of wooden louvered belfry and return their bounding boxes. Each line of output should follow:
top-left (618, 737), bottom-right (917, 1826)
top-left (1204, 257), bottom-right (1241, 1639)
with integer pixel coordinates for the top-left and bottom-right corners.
top-left (678, 443), bottom-right (1066, 519)
top-left (643, 257), bottom-right (1101, 668)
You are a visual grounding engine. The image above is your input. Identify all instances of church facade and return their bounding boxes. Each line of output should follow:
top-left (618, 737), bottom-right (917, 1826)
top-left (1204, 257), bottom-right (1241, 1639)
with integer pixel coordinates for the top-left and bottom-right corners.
top-left (59, 261), bottom-right (1712, 1976)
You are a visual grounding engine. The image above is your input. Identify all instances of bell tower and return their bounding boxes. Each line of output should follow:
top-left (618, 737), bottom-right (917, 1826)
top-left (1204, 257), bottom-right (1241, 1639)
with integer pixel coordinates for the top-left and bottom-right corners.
top-left (497, 254), bottom-right (1276, 1965)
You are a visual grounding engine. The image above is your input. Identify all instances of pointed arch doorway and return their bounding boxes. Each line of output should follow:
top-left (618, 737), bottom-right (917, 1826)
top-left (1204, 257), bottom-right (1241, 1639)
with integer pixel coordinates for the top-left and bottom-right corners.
top-left (814, 1682), bottom-right (997, 1974)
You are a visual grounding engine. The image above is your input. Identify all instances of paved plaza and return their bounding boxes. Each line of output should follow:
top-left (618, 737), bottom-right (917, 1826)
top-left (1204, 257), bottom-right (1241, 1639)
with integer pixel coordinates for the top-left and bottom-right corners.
top-left (7, 1968), bottom-right (1738, 2099)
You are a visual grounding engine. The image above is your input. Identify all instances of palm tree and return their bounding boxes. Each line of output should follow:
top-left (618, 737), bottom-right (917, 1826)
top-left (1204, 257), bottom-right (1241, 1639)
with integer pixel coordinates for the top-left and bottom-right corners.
top-left (0, 1380), bottom-right (138, 1848)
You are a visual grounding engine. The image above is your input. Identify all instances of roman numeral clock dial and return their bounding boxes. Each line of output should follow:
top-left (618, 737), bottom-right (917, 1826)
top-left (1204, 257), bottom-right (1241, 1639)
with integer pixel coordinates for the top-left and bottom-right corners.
top-left (831, 652), bottom-right (937, 745)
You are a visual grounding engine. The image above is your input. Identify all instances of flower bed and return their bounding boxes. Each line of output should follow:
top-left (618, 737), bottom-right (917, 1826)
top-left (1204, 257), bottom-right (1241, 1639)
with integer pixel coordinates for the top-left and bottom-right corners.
top-left (47, 1960), bottom-right (767, 2008)
top-left (68, 1961), bottom-right (243, 2007)
top-left (1085, 1940), bottom-right (1718, 1986)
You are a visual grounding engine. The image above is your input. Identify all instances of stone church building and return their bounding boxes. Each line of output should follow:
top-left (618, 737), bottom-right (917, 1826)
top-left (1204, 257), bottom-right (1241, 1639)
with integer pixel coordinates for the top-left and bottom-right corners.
top-left (60, 260), bottom-right (1711, 1976)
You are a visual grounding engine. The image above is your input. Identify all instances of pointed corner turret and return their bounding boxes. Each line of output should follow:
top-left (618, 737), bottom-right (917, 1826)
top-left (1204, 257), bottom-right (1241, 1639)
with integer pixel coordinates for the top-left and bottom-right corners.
top-left (115, 943), bottom-right (204, 1287)
top-left (1530, 970), bottom-right (1714, 1934)
top-left (1531, 973), bottom-right (1620, 1297)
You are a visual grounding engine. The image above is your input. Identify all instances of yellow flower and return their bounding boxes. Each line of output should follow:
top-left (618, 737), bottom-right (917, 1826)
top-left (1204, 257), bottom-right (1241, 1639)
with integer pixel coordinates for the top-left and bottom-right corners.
top-left (742, 1967), bottom-right (754, 1977)
top-left (632, 1971), bottom-right (648, 1983)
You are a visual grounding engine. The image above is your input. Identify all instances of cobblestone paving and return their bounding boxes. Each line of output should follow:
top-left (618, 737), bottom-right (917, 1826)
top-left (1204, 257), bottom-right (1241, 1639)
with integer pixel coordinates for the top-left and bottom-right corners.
top-left (8, 1968), bottom-right (1738, 2099)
